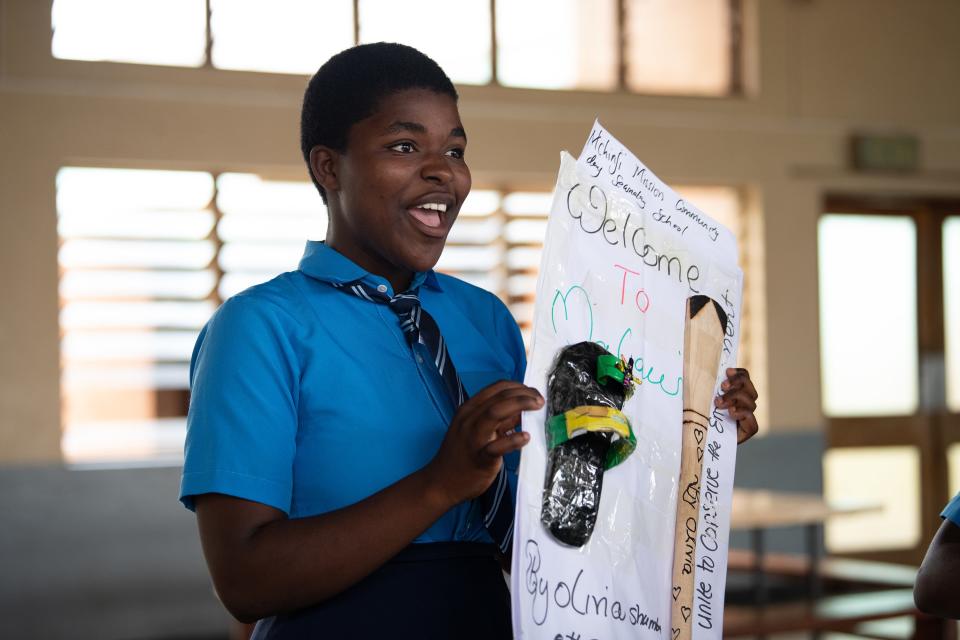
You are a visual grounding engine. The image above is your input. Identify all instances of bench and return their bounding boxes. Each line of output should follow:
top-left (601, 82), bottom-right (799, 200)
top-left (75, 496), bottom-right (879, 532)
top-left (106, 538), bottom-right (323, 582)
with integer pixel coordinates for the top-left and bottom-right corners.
top-left (723, 588), bottom-right (947, 639)
top-left (727, 548), bottom-right (918, 591)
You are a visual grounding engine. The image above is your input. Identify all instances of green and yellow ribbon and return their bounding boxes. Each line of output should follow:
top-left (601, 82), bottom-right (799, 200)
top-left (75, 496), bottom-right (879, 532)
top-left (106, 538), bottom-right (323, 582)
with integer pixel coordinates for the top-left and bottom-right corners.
top-left (545, 405), bottom-right (637, 470)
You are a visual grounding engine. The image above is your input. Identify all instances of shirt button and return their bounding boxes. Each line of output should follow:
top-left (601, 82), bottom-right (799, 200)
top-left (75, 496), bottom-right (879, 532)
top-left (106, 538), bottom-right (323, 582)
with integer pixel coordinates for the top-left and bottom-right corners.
top-left (416, 355), bottom-right (424, 364)
top-left (376, 284), bottom-right (388, 293)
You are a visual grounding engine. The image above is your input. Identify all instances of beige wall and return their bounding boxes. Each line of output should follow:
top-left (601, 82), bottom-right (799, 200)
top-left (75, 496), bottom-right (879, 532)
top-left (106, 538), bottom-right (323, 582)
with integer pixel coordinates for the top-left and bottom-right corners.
top-left (2, 0), bottom-right (960, 462)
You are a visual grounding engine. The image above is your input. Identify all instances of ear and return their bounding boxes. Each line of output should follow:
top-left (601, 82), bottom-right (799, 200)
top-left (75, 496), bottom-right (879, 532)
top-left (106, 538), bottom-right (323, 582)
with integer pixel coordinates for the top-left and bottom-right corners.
top-left (309, 146), bottom-right (341, 195)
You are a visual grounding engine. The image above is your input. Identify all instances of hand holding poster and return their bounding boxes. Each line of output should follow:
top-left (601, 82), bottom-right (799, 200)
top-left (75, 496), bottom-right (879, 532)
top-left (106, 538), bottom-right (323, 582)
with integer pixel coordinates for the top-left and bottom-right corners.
top-left (511, 121), bottom-right (743, 640)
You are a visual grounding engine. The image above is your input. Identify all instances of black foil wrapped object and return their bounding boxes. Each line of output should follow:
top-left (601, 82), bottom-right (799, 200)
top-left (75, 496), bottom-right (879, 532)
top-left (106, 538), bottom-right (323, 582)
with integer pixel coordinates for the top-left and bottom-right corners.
top-left (541, 341), bottom-right (632, 547)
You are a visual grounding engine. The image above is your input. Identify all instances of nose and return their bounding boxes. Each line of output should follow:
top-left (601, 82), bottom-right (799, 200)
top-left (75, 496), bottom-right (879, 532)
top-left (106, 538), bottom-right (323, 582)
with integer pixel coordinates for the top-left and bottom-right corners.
top-left (420, 152), bottom-right (454, 185)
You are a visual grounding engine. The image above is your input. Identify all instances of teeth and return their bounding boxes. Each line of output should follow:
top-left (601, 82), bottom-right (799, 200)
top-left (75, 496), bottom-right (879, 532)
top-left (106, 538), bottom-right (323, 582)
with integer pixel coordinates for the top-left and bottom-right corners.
top-left (419, 202), bottom-right (447, 213)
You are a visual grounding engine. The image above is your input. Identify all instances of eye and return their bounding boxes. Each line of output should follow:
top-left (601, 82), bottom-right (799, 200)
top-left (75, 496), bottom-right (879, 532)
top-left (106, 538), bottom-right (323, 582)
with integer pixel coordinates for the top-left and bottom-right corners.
top-left (389, 141), bottom-right (416, 153)
top-left (445, 147), bottom-right (465, 160)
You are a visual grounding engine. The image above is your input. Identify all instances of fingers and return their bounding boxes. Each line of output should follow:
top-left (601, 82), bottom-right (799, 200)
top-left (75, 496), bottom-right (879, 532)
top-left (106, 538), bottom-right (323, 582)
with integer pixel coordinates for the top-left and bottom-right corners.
top-left (459, 380), bottom-right (534, 414)
top-left (720, 368), bottom-right (756, 398)
top-left (717, 388), bottom-right (757, 414)
top-left (483, 430), bottom-right (531, 459)
top-left (471, 392), bottom-right (542, 453)
top-left (717, 367), bottom-right (760, 444)
top-left (441, 381), bottom-right (542, 478)
top-left (455, 381), bottom-right (543, 443)
top-left (717, 368), bottom-right (757, 409)
top-left (736, 415), bottom-right (759, 444)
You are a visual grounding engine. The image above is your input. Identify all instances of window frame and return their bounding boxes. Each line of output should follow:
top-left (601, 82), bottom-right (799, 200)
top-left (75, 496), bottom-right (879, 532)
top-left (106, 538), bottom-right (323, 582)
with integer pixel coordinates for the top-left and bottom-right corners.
top-left (820, 194), bottom-right (960, 564)
top-left (50, 0), bottom-right (746, 97)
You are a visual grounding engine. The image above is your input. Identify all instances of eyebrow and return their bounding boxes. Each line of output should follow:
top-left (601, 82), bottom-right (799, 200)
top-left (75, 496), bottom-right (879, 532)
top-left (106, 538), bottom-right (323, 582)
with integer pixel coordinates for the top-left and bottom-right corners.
top-left (384, 121), bottom-right (467, 141)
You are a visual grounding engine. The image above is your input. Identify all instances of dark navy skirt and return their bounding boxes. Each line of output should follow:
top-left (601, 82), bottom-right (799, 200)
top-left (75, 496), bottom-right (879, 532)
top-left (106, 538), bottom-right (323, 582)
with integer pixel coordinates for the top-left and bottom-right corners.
top-left (250, 542), bottom-right (512, 639)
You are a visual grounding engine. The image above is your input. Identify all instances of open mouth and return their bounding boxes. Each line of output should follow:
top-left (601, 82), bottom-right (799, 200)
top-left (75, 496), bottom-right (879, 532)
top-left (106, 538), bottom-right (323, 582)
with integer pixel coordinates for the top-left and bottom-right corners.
top-left (407, 201), bottom-right (447, 232)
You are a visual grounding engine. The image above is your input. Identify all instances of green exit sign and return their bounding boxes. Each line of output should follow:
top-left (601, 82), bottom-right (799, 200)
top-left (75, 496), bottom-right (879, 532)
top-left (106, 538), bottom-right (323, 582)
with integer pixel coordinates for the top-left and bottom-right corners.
top-left (851, 134), bottom-right (920, 172)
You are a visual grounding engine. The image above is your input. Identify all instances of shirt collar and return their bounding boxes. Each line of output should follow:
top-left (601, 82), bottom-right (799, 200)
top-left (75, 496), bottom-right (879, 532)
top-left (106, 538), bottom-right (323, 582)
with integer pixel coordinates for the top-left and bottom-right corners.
top-left (297, 240), bottom-right (442, 295)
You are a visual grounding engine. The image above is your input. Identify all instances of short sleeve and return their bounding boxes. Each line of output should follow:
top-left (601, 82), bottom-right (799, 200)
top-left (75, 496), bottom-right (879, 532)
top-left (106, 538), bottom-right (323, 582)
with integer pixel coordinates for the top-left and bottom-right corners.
top-left (942, 493), bottom-right (960, 526)
top-left (179, 293), bottom-right (301, 513)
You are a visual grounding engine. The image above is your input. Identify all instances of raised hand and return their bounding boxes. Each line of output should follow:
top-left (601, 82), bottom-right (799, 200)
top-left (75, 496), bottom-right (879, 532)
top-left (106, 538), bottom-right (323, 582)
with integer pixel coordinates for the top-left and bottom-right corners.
top-left (425, 380), bottom-right (543, 505)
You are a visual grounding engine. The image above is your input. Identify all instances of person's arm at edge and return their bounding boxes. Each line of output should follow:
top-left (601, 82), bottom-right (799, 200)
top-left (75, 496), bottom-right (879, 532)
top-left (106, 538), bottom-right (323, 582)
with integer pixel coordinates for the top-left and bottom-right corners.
top-left (196, 380), bottom-right (542, 623)
top-left (914, 516), bottom-right (960, 619)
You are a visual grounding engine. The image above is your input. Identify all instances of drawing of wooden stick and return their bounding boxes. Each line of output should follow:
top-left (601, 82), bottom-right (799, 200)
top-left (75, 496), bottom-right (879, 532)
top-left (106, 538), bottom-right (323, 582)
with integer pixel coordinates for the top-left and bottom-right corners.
top-left (670, 295), bottom-right (728, 640)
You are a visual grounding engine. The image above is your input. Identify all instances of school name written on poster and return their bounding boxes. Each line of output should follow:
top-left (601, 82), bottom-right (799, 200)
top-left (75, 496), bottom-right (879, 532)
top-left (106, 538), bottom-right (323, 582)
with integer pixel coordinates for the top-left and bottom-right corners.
top-left (579, 125), bottom-right (736, 256)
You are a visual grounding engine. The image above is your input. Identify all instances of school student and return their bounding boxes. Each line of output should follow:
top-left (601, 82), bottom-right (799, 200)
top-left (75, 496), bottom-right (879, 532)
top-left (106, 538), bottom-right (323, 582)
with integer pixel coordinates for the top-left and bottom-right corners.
top-left (179, 42), bottom-right (760, 639)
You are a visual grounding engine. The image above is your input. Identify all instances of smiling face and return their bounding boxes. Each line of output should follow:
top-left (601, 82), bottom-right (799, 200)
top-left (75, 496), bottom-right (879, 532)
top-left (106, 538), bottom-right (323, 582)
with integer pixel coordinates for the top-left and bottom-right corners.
top-left (312, 88), bottom-right (471, 292)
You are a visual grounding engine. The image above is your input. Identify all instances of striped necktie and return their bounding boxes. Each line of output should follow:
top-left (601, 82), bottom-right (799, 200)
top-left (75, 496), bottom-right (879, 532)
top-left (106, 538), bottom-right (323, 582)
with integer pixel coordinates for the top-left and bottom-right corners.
top-left (338, 280), bottom-right (514, 555)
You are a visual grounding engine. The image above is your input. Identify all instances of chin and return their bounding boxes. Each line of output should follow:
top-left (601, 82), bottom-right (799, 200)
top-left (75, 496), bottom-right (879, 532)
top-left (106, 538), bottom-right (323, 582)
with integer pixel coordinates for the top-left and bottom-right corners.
top-left (410, 255), bottom-right (442, 273)
top-left (405, 248), bottom-right (444, 274)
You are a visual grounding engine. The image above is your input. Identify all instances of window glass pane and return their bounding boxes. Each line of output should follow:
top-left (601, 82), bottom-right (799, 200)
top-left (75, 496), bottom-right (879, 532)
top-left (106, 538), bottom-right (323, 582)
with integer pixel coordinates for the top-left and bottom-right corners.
top-left (52, 0), bottom-right (206, 67)
top-left (216, 173), bottom-right (326, 297)
top-left (59, 270), bottom-right (216, 300)
top-left (58, 210), bottom-right (214, 240)
top-left (460, 190), bottom-right (501, 217)
top-left (61, 301), bottom-right (215, 330)
top-left (64, 364), bottom-right (190, 390)
top-left (62, 418), bottom-right (186, 466)
top-left (437, 189), bottom-right (502, 293)
top-left (435, 246), bottom-right (500, 271)
top-left (818, 215), bottom-right (918, 416)
top-left (216, 173), bottom-right (325, 218)
top-left (217, 242), bottom-right (308, 272)
top-left (497, 0), bottom-right (617, 90)
top-left (508, 274), bottom-right (539, 297)
top-left (625, 0), bottom-right (731, 95)
top-left (503, 192), bottom-right (553, 216)
top-left (59, 239), bottom-right (215, 269)
top-left (219, 272), bottom-right (285, 299)
top-left (57, 167), bottom-right (214, 211)
top-left (210, 0), bottom-right (354, 74)
top-left (504, 219), bottom-right (548, 244)
top-left (359, 0), bottom-right (491, 85)
top-left (506, 247), bottom-right (543, 271)
top-left (500, 191), bottom-right (553, 338)
top-left (454, 273), bottom-right (501, 292)
top-left (948, 442), bottom-right (960, 498)
top-left (945, 217), bottom-right (960, 411)
top-left (446, 218), bottom-right (502, 244)
top-left (56, 167), bottom-right (215, 465)
top-left (824, 446), bottom-right (921, 552)
top-left (512, 301), bottom-right (536, 326)
top-left (63, 330), bottom-right (199, 362)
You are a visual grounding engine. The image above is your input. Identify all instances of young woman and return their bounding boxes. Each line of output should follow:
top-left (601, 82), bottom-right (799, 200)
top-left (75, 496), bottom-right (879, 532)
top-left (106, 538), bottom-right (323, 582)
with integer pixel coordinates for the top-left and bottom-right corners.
top-left (180, 43), bottom-right (760, 639)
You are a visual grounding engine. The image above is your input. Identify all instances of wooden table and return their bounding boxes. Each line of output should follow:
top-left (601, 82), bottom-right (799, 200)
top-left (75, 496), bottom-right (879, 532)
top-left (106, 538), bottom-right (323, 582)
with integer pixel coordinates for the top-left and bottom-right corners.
top-left (730, 489), bottom-right (881, 603)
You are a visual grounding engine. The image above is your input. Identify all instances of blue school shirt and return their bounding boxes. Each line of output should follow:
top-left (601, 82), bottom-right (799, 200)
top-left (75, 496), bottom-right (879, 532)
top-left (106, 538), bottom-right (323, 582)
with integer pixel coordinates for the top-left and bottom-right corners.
top-left (942, 493), bottom-right (960, 526)
top-left (179, 241), bottom-right (526, 543)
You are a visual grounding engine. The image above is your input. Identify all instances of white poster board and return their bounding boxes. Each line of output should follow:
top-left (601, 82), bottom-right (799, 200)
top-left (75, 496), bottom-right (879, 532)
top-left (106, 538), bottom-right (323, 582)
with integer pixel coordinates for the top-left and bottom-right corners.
top-left (511, 121), bottom-right (743, 640)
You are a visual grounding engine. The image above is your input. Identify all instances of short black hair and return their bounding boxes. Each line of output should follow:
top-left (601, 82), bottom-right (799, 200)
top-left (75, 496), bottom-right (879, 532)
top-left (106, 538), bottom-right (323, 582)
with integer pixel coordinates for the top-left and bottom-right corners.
top-left (300, 42), bottom-right (459, 203)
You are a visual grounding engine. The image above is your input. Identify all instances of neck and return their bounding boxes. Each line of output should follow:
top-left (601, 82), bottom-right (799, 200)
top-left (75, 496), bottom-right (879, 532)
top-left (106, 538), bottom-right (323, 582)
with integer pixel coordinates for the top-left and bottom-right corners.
top-left (324, 230), bottom-right (415, 294)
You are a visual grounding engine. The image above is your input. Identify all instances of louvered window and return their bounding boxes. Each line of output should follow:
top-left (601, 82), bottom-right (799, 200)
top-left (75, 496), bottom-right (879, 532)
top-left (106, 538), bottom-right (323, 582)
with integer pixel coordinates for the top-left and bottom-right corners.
top-left (57, 169), bottom-right (751, 464)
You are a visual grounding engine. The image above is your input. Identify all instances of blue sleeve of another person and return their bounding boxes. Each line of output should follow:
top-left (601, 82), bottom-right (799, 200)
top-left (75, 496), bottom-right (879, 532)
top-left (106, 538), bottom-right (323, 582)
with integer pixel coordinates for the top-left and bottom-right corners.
top-left (180, 291), bottom-right (301, 514)
top-left (942, 492), bottom-right (960, 526)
